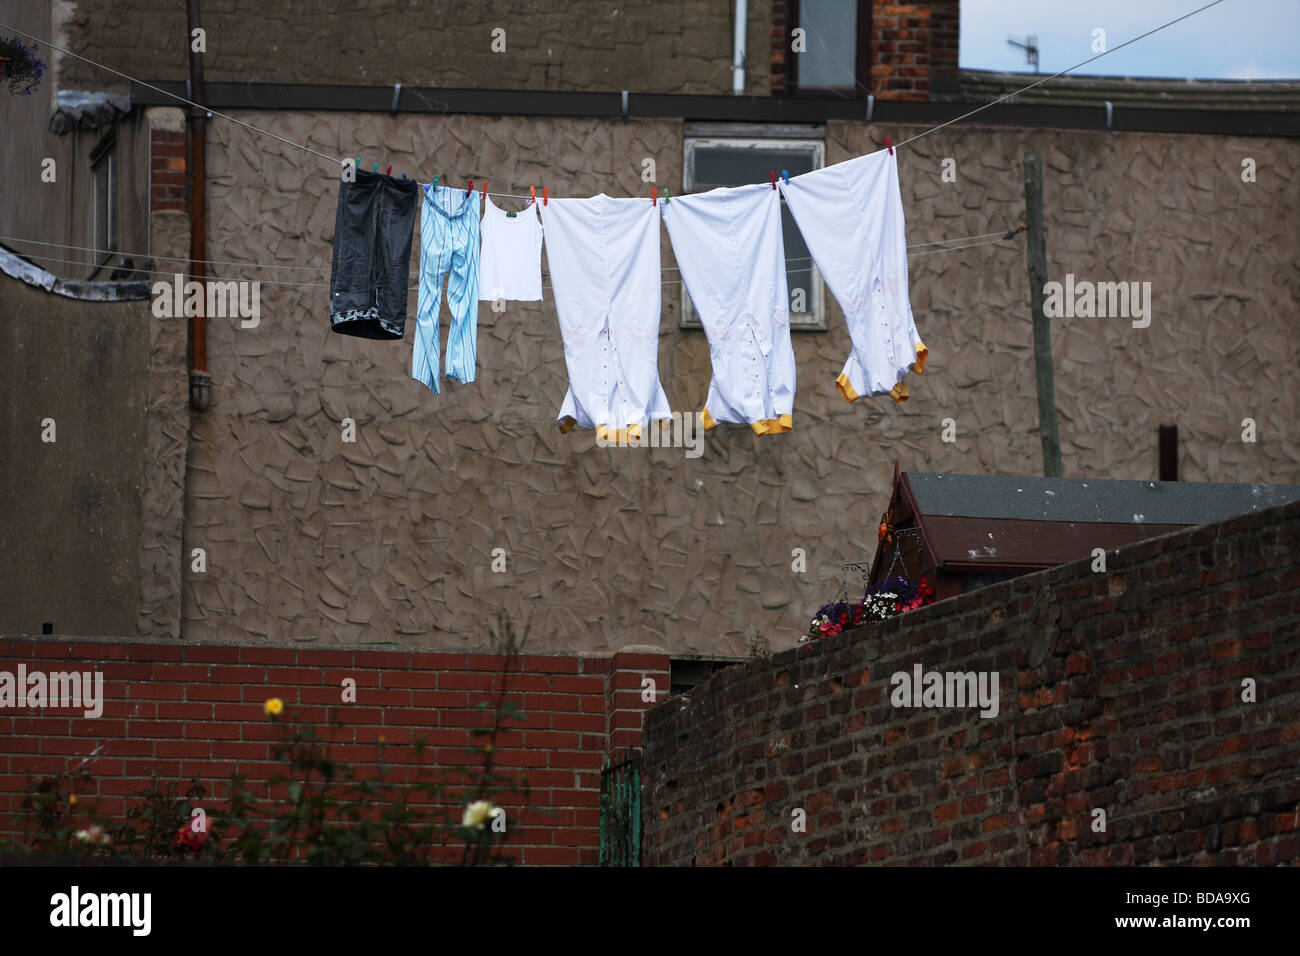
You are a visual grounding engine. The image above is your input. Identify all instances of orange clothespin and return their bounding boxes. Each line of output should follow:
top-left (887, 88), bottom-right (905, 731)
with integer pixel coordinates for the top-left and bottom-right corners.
top-left (529, 185), bottom-right (537, 205)
top-left (543, 187), bottom-right (548, 206)
top-left (651, 187), bottom-right (657, 206)
top-left (885, 136), bottom-right (893, 154)
top-left (482, 181), bottom-right (489, 198)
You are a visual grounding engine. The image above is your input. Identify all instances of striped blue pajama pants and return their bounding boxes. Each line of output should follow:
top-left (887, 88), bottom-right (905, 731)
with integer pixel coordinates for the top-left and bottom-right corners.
top-left (413, 184), bottom-right (481, 393)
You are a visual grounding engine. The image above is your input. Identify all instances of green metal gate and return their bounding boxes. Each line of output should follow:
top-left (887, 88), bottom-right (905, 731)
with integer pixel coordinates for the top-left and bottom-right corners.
top-left (599, 752), bottom-right (642, 866)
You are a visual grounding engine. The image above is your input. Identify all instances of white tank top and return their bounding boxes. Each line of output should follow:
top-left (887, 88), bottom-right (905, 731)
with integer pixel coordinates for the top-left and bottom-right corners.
top-left (477, 194), bottom-right (543, 302)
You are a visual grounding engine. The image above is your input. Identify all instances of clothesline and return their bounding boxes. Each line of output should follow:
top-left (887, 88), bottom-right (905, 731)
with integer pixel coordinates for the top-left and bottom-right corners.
top-left (3, 231), bottom-right (1018, 292)
top-left (0, 0), bottom-right (1227, 200)
top-left (0, 229), bottom-right (1018, 280)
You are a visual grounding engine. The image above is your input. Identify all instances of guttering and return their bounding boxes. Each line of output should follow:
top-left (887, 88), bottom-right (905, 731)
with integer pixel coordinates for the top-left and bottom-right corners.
top-left (127, 82), bottom-right (1300, 138)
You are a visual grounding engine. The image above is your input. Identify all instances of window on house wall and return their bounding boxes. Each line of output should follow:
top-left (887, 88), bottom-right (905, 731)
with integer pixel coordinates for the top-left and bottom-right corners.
top-left (786, 0), bottom-right (872, 95)
top-left (91, 135), bottom-right (117, 265)
top-left (681, 128), bottom-right (826, 330)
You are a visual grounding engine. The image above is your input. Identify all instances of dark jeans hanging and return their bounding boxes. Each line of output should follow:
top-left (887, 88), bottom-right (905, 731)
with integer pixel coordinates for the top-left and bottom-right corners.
top-left (329, 168), bottom-right (418, 340)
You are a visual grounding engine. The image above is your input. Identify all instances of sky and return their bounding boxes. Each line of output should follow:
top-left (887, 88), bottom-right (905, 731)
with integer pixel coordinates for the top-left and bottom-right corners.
top-left (960, 0), bottom-right (1300, 80)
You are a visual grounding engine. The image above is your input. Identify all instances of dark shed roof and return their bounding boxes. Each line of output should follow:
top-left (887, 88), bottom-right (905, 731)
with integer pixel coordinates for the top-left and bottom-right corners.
top-left (906, 473), bottom-right (1300, 526)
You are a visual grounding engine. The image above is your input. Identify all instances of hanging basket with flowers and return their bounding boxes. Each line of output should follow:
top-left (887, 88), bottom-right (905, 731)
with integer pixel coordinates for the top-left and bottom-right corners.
top-left (0, 36), bottom-right (46, 96)
top-left (802, 528), bottom-right (936, 642)
top-left (804, 574), bottom-right (935, 642)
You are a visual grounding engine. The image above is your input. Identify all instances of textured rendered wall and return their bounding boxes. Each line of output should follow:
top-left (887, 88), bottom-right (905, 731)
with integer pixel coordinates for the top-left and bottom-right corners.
top-left (641, 499), bottom-right (1300, 866)
top-left (137, 109), bottom-right (193, 640)
top-left (0, 640), bottom-right (670, 865)
top-left (57, 0), bottom-right (776, 97)
top-left (176, 110), bottom-right (1300, 655)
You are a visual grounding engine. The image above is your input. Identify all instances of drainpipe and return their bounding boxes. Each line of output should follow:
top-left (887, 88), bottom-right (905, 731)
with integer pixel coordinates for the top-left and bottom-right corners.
top-left (186, 0), bottom-right (211, 411)
top-left (732, 0), bottom-right (747, 94)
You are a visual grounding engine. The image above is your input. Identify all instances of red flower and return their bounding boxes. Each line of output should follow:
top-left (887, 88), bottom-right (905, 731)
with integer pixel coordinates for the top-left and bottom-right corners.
top-left (172, 816), bottom-right (208, 852)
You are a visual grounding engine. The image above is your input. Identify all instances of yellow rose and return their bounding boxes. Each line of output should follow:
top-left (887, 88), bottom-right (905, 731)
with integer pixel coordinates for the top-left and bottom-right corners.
top-left (263, 697), bottom-right (284, 717)
top-left (462, 800), bottom-right (494, 830)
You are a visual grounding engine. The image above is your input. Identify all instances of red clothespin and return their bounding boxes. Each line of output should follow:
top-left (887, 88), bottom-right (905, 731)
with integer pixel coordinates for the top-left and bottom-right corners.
top-left (467, 179), bottom-right (474, 197)
top-left (529, 186), bottom-right (536, 205)
top-left (543, 187), bottom-right (548, 206)
top-left (885, 136), bottom-right (893, 155)
top-left (770, 170), bottom-right (776, 190)
top-left (386, 165), bottom-right (392, 176)
top-left (652, 187), bottom-right (657, 206)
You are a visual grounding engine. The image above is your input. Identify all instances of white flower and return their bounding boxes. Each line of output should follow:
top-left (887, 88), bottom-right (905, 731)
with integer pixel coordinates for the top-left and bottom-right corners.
top-left (463, 799), bottom-right (495, 830)
top-left (74, 824), bottom-right (110, 846)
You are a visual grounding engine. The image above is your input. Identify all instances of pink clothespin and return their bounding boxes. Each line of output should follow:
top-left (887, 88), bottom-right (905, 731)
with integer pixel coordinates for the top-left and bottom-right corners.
top-left (886, 136), bottom-right (893, 155)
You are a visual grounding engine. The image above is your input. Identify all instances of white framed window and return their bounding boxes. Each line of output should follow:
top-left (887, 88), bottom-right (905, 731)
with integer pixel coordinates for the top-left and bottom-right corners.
top-left (91, 136), bottom-right (117, 262)
top-left (680, 131), bottom-right (826, 330)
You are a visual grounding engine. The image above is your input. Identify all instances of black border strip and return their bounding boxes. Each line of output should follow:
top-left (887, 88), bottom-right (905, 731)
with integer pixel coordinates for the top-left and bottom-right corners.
top-left (130, 82), bottom-right (1300, 138)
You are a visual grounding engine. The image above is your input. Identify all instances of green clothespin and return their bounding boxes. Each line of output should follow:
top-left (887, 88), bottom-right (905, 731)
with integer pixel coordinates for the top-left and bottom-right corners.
top-left (663, 187), bottom-right (671, 205)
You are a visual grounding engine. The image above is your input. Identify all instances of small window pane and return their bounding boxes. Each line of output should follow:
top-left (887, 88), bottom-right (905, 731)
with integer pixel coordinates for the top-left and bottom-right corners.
top-left (681, 138), bottom-right (825, 329)
top-left (798, 0), bottom-right (858, 90)
top-left (92, 145), bottom-right (116, 258)
top-left (692, 147), bottom-right (817, 187)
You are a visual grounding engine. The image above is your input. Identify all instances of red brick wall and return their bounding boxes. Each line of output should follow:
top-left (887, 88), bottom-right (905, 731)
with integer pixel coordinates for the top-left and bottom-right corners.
top-left (0, 643), bottom-right (669, 865)
top-left (770, 0), bottom-right (788, 95)
top-left (643, 499), bottom-right (1300, 865)
top-left (150, 127), bottom-right (187, 213)
top-left (772, 1), bottom-right (960, 99)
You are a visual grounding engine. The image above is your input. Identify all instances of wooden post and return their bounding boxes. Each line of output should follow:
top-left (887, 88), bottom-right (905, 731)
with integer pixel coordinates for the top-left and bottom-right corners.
top-left (1023, 151), bottom-right (1062, 478)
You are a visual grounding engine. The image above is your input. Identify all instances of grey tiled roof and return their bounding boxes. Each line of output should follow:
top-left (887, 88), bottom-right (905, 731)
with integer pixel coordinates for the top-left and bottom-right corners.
top-left (957, 69), bottom-right (1300, 111)
top-left (906, 473), bottom-right (1300, 525)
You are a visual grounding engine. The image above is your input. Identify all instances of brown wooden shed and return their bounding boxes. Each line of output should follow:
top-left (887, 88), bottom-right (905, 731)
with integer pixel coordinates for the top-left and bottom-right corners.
top-left (868, 465), bottom-right (1300, 601)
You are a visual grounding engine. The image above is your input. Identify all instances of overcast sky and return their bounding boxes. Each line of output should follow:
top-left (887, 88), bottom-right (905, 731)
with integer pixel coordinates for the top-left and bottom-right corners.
top-left (961, 0), bottom-right (1300, 80)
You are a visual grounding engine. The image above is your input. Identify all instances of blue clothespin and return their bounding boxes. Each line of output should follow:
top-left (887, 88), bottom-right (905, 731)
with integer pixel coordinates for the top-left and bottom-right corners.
top-left (782, 169), bottom-right (790, 185)
top-left (401, 173), bottom-right (407, 183)
top-left (355, 156), bottom-right (361, 169)
top-left (372, 162), bottom-right (379, 172)
top-left (433, 175), bottom-right (438, 190)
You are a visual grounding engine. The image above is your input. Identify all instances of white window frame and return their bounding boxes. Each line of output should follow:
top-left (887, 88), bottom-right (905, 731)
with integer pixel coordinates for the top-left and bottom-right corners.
top-left (91, 138), bottom-right (117, 264)
top-left (680, 136), bottom-right (826, 330)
